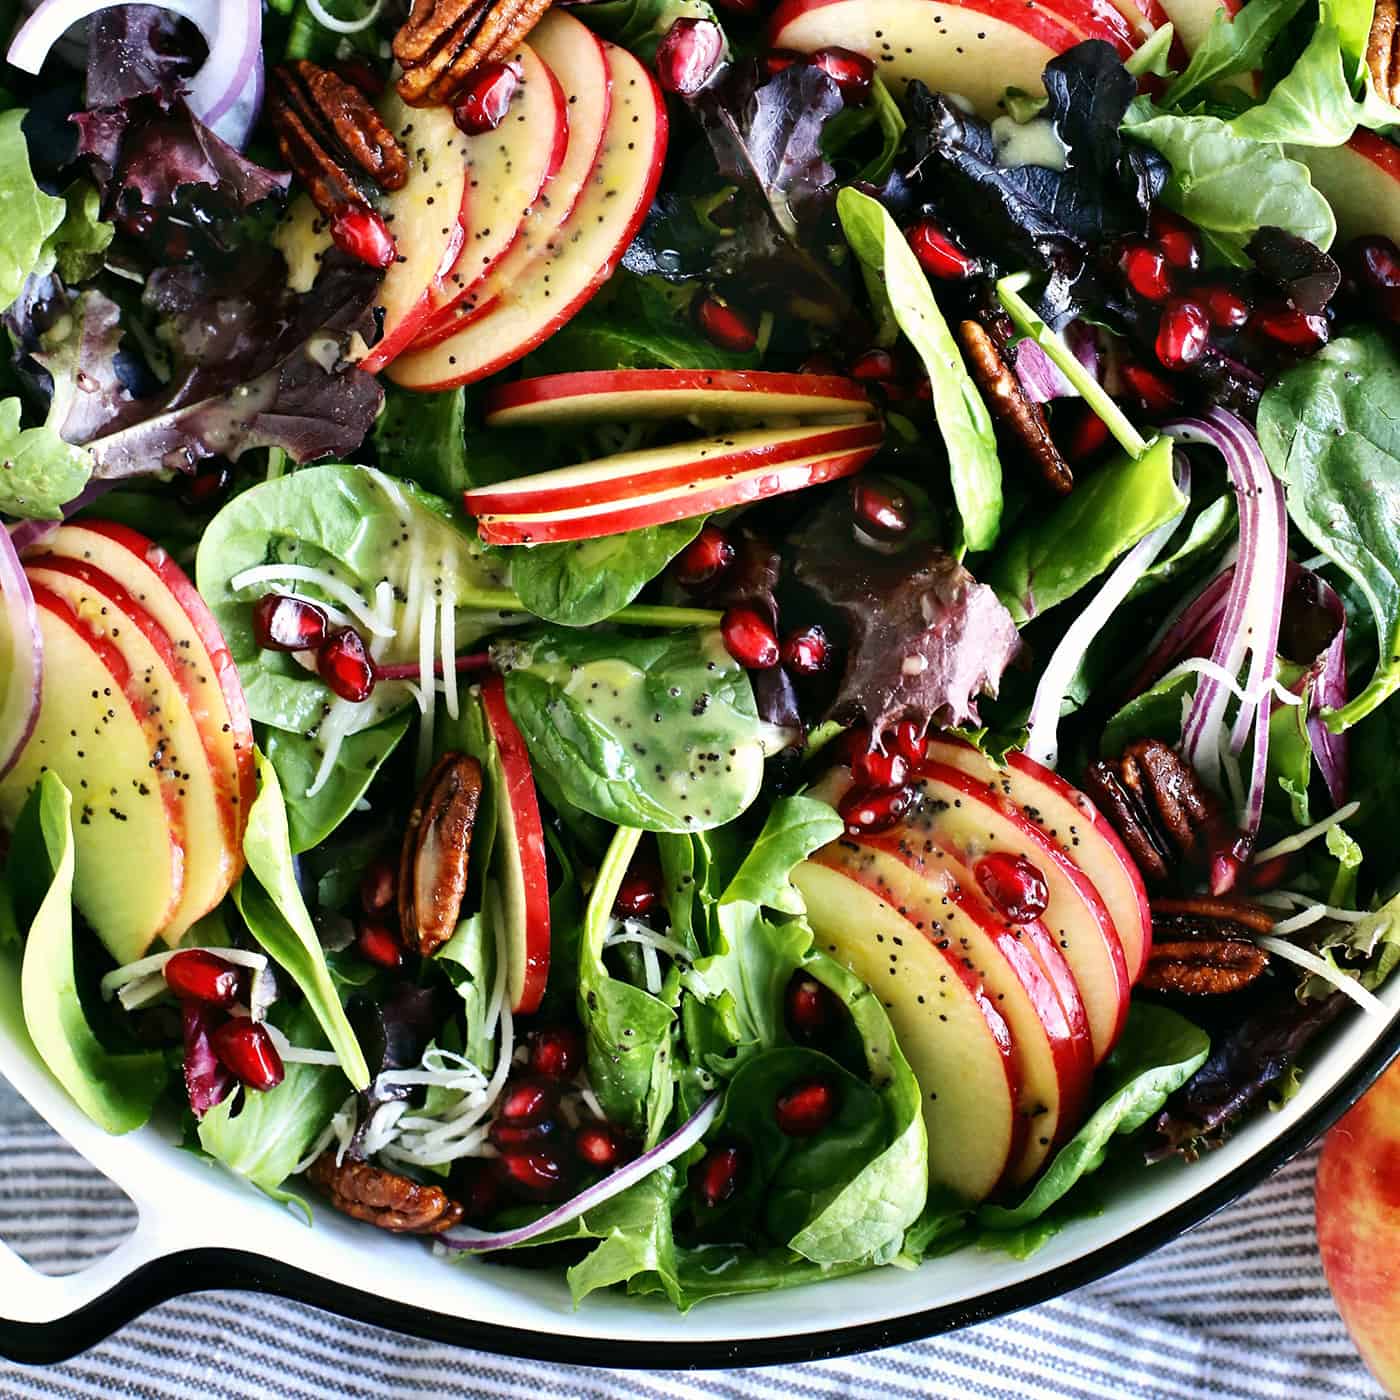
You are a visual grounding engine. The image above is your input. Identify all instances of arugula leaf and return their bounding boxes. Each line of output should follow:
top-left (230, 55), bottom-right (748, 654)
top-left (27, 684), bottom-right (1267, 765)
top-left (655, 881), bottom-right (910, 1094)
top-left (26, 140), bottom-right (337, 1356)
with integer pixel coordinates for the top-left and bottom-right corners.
top-left (0, 110), bottom-right (65, 314)
top-left (236, 751), bottom-right (370, 1088)
top-left (987, 434), bottom-right (1186, 624)
top-left (1163, 0), bottom-right (1308, 108)
top-left (978, 1002), bottom-right (1209, 1237)
top-left (372, 385), bottom-right (468, 498)
top-left (1257, 329), bottom-right (1400, 728)
top-left (508, 519), bottom-right (703, 627)
top-left (837, 187), bottom-right (1002, 552)
top-left (7, 774), bottom-right (165, 1134)
top-left (0, 397), bottom-right (93, 520)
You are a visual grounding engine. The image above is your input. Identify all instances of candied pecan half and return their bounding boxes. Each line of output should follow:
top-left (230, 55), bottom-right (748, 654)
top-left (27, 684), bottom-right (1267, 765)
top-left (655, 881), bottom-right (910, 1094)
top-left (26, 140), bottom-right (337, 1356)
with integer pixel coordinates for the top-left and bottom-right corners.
top-left (393, 0), bottom-right (551, 107)
top-left (1140, 896), bottom-right (1273, 995)
top-left (1369, 0), bottom-right (1400, 106)
top-left (398, 752), bottom-right (483, 957)
top-left (958, 318), bottom-right (1074, 496)
top-left (307, 1153), bottom-right (465, 1233)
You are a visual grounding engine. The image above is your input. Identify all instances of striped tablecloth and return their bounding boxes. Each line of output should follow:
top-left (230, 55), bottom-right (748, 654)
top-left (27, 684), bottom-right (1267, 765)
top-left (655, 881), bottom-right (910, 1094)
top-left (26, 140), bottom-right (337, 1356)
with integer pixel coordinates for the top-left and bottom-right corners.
top-left (0, 1084), bottom-right (1380, 1399)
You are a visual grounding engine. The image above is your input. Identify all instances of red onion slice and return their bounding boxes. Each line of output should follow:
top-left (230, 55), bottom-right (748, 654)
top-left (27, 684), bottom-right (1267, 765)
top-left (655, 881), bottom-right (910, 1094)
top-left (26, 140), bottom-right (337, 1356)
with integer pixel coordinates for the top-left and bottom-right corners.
top-left (1013, 322), bottom-right (1100, 405)
top-left (437, 1094), bottom-right (721, 1253)
top-left (8, 0), bottom-right (264, 148)
top-left (0, 521), bottom-right (42, 781)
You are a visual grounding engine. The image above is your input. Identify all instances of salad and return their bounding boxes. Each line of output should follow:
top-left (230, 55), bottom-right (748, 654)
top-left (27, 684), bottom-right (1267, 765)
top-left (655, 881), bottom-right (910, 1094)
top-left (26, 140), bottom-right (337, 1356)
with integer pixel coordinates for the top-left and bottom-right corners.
top-left (0, 0), bottom-right (1398, 1313)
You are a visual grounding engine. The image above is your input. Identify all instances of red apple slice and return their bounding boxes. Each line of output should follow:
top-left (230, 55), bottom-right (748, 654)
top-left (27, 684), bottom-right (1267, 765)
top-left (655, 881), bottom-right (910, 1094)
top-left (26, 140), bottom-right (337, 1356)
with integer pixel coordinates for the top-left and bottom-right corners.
top-left (0, 585), bottom-right (186, 963)
top-left (1298, 130), bottom-right (1400, 246)
top-left (357, 93), bottom-right (471, 374)
top-left (821, 837), bottom-right (1093, 1183)
top-left (422, 43), bottom-right (569, 332)
top-left (389, 35), bottom-right (666, 390)
top-left (26, 560), bottom-right (241, 942)
top-left (480, 674), bottom-right (550, 1015)
top-left (923, 736), bottom-right (1153, 983)
top-left (466, 419), bottom-right (883, 516)
top-left (52, 520), bottom-right (256, 840)
top-left (473, 439), bottom-right (879, 545)
top-left (793, 857), bottom-right (1023, 1202)
top-left (411, 12), bottom-right (612, 348)
top-left (484, 369), bottom-right (876, 428)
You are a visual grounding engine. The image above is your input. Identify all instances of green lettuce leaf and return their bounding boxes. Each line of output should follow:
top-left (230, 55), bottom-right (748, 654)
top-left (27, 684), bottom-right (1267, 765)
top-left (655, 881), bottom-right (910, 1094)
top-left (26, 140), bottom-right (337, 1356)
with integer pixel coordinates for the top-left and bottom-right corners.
top-left (0, 396), bottom-right (93, 520)
top-left (0, 109), bottom-right (65, 313)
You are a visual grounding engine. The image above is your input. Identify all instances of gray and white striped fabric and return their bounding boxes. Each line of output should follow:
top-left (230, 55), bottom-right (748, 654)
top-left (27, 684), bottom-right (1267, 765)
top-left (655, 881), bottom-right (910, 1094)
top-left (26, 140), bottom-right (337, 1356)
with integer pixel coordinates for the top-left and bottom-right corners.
top-left (0, 1084), bottom-right (1381, 1399)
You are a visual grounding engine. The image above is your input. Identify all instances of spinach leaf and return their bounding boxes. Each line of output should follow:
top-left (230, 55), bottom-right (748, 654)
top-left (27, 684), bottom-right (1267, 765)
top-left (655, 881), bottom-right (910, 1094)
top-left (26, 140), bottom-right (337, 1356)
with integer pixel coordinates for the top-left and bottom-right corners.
top-left (838, 188), bottom-right (1002, 552)
top-left (372, 385), bottom-right (468, 498)
top-left (1257, 329), bottom-right (1400, 728)
top-left (495, 628), bottom-right (766, 833)
top-left (1121, 108), bottom-right (1336, 254)
top-left (508, 519), bottom-right (702, 627)
top-left (8, 774), bottom-right (165, 1134)
top-left (1101, 671), bottom-right (1195, 755)
top-left (977, 1002), bottom-right (1209, 1238)
top-left (0, 396), bottom-right (93, 520)
top-left (262, 711), bottom-right (411, 853)
top-left (987, 434), bottom-right (1186, 624)
top-left (1163, 0), bottom-right (1308, 108)
top-left (0, 109), bottom-right (65, 314)
top-left (237, 751), bottom-right (370, 1088)
top-left (197, 1000), bottom-right (349, 1207)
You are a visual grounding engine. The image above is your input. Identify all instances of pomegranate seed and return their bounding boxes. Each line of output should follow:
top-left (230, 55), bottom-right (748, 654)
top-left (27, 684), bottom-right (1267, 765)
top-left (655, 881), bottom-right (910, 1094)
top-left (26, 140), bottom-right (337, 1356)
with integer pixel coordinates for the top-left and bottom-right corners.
top-left (809, 46), bottom-right (874, 102)
top-left (1248, 852), bottom-right (1292, 891)
top-left (907, 218), bottom-right (978, 280)
top-left (528, 1025), bottom-right (585, 1080)
top-left (1200, 283), bottom-right (1251, 330)
top-left (785, 972), bottom-right (840, 1037)
top-left (674, 524), bottom-right (735, 589)
top-left (357, 919), bottom-right (403, 970)
top-left (1351, 234), bottom-right (1400, 291)
top-left (838, 785), bottom-right (913, 835)
top-left (163, 950), bottom-right (244, 1008)
top-left (210, 1018), bottom-right (285, 1092)
top-left (655, 17), bottom-right (724, 96)
top-left (1255, 305), bottom-right (1328, 350)
top-left (452, 61), bottom-right (519, 135)
top-left (849, 347), bottom-right (898, 381)
top-left (1120, 362), bottom-right (1180, 416)
top-left (329, 204), bottom-right (396, 270)
top-left (852, 476), bottom-right (912, 541)
top-left (721, 606), bottom-right (780, 669)
top-left (693, 294), bottom-right (757, 352)
top-left (1150, 208), bottom-right (1201, 270)
top-left (317, 627), bottom-right (376, 702)
top-left (1155, 297), bottom-right (1210, 369)
top-left (693, 1143), bottom-right (745, 1207)
top-left (1064, 403), bottom-right (1110, 461)
top-left (334, 59), bottom-right (384, 96)
top-left (1119, 239), bottom-right (1173, 302)
top-left (781, 624), bottom-right (830, 677)
top-left (459, 1161), bottom-right (500, 1220)
top-left (763, 49), bottom-right (803, 78)
top-left (488, 1117), bottom-right (556, 1151)
top-left (851, 746), bottom-right (908, 790)
top-left (252, 593), bottom-right (328, 652)
top-left (775, 1077), bottom-right (838, 1136)
top-left (178, 461), bottom-right (231, 510)
top-left (615, 863), bottom-right (662, 917)
top-left (575, 1123), bottom-right (630, 1169)
top-left (358, 856), bottom-right (396, 915)
top-left (182, 1001), bottom-right (236, 1117)
top-left (497, 1147), bottom-right (570, 1198)
top-left (974, 851), bottom-right (1050, 923)
top-left (891, 720), bottom-right (928, 765)
top-left (499, 1078), bottom-right (558, 1125)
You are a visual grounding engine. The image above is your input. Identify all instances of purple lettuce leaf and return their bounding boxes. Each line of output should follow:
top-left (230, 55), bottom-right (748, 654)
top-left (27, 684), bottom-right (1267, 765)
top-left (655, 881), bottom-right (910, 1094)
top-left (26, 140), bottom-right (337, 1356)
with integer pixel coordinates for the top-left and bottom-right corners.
top-left (86, 5), bottom-right (200, 109)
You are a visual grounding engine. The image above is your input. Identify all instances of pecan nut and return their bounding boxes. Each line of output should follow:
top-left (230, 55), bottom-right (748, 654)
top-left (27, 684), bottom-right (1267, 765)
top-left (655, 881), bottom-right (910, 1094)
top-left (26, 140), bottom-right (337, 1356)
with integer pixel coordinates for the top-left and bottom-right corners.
top-left (398, 752), bottom-right (483, 957)
top-left (1140, 896), bottom-right (1273, 995)
top-left (958, 317), bottom-right (1074, 496)
top-left (269, 61), bottom-right (409, 222)
top-left (307, 1152), bottom-right (464, 1233)
top-left (393, 0), bottom-right (551, 107)
top-left (1369, 0), bottom-right (1400, 106)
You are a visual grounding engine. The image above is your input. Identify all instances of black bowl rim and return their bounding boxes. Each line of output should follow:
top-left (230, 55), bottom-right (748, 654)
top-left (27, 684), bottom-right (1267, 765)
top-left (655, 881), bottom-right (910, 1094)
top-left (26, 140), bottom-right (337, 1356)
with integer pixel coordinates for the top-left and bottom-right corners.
top-left (5, 1006), bottom-right (1398, 1372)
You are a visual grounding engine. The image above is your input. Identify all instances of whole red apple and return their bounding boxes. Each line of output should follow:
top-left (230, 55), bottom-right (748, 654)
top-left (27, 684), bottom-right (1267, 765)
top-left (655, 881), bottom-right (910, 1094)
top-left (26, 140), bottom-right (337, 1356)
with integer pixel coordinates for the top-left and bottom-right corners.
top-left (1317, 1055), bottom-right (1400, 1396)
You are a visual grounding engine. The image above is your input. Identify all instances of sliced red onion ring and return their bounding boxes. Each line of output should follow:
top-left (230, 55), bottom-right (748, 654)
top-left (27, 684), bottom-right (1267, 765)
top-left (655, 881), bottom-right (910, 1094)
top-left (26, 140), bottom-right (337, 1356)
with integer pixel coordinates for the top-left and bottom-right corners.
top-left (0, 522), bottom-right (42, 781)
top-left (1025, 455), bottom-right (1190, 768)
top-left (437, 1094), bottom-right (721, 1253)
top-left (1013, 322), bottom-right (1100, 405)
top-left (8, 0), bottom-right (264, 149)
top-left (1282, 564), bottom-right (1349, 808)
top-left (1128, 558), bottom-right (1235, 698)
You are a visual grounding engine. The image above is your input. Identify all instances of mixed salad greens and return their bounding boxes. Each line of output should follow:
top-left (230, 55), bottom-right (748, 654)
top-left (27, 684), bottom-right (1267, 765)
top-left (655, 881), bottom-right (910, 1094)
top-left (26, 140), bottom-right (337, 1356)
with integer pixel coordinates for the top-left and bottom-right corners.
top-left (1, 0), bottom-right (1399, 1311)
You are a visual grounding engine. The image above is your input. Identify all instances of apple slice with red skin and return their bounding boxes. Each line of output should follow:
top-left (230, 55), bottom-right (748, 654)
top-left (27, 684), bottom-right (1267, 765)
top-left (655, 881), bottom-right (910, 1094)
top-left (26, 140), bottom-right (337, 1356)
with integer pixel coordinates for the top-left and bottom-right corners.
top-left (47, 520), bottom-right (256, 840)
top-left (389, 36), bottom-right (666, 390)
top-left (819, 836), bottom-right (1093, 1184)
top-left (921, 736), bottom-right (1153, 983)
top-left (1298, 130), bottom-right (1400, 246)
top-left (0, 585), bottom-right (187, 963)
top-left (466, 419), bottom-right (883, 517)
top-left (793, 856), bottom-right (1024, 1202)
top-left (480, 674), bottom-right (551, 1015)
top-left (472, 438), bottom-right (880, 545)
top-left (484, 369), bottom-right (876, 428)
top-left (411, 12), bottom-right (612, 348)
